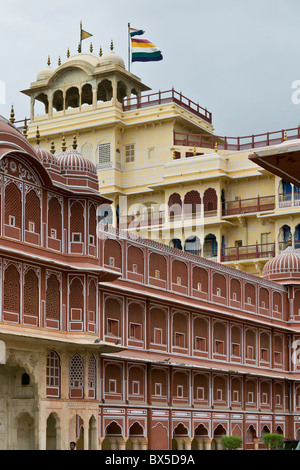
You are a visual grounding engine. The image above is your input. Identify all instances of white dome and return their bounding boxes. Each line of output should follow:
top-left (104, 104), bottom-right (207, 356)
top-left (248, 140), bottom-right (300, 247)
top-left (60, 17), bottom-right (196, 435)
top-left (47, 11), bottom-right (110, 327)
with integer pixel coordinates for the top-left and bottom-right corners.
top-left (62, 53), bottom-right (101, 68)
top-left (37, 67), bottom-right (54, 81)
top-left (99, 52), bottom-right (125, 68)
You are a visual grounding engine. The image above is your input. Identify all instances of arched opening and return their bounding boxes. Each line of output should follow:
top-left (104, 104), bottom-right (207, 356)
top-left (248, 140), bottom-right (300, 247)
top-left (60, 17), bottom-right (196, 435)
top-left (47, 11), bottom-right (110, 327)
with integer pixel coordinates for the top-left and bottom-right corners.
top-left (97, 80), bottom-right (113, 102)
top-left (168, 193), bottom-right (182, 221)
top-left (203, 233), bottom-right (218, 259)
top-left (172, 423), bottom-right (189, 450)
top-left (81, 83), bottom-right (93, 106)
top-left (53, 90), bottom-right (64, 112)
top-left (278, 224), bottom-right (291, 252)
top-left (65, 87), bottom-right (79, 109)
top-left (102, 421), bottom-right (124, 450)
top-left (35, 93), bottom-right (49, 115)
top-left (170, 238), bottom-right (182, 250)
top-left (183, 190), bottom-right (201, 218)
top-left (117, 81), bottom-right (127, 103)
top-left (16, 412), bottom-right (35, 450)
top-left (192, 424), bottom-right (209, 450)
top-left (203, 188), bottom-right (218, 216)
top-left (126, 422), bottom-right (146, 450)
top-left (46, 413), bottom-right (61, 450)
top-left (184, 235), bottom-right (201, 256)
top-left (211, 424), bottom-right (226, 450)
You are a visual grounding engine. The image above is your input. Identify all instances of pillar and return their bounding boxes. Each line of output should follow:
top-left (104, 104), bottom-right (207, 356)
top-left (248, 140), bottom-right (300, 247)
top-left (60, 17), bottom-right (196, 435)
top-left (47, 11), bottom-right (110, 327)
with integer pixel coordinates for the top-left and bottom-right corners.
top-left (118, 437), bottom-right (127, 450)
top-left (253, 438), bottom-right (260, 450)
top-left (214, 437), bottom-right (223, 450)
top-left (203, 437), bottom-right (212, 450)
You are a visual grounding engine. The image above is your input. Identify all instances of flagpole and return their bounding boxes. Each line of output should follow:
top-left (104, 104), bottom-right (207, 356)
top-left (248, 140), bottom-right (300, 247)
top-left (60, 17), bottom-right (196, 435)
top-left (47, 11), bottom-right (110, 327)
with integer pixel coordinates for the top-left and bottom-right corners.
top-left (79, 20), bottom-right (82, 52)
top-left (128, 22), bottom-right (131, 72)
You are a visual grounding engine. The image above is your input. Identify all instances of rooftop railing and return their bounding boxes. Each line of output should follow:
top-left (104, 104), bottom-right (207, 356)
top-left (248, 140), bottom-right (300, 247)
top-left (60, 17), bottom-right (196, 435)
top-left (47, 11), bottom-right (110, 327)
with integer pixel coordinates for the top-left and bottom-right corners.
top-left (174, 126), bottom-right (300, 151)
top-left (123, 89), bottom-right (212, 124)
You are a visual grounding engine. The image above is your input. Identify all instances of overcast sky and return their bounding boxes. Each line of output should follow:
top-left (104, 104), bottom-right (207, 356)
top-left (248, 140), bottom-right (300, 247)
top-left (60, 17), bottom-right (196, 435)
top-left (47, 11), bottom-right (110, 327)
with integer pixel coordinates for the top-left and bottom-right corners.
top-left (1, 0), bottom-right (300, 137)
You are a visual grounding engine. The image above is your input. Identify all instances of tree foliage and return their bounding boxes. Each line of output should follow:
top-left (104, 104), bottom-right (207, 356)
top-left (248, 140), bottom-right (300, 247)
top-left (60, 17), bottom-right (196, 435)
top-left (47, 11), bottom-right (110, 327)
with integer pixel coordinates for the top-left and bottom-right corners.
top-left (263, 433), bottom-right (285, 450)
top-left (221, 435), bottom-right (243, 450)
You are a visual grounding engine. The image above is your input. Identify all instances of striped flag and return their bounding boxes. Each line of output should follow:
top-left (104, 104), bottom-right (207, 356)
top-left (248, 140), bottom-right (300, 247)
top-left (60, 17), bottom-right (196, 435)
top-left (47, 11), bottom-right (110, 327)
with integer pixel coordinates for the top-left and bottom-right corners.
top-left (131, 37), bottom-right (163, 62)
top-left (129, 27), bottom-right (145, 37)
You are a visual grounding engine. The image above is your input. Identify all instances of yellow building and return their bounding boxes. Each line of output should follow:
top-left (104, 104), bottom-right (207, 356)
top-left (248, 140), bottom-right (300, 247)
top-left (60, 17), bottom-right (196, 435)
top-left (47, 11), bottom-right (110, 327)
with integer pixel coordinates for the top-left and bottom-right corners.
top-left (17, 46), bottom-right (300, 276)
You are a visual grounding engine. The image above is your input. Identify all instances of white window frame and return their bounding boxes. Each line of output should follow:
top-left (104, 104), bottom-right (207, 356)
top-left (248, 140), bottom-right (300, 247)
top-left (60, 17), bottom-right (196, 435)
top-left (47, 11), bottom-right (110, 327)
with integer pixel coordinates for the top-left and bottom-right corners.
top-left (125, 143), bottom-right (135, 163)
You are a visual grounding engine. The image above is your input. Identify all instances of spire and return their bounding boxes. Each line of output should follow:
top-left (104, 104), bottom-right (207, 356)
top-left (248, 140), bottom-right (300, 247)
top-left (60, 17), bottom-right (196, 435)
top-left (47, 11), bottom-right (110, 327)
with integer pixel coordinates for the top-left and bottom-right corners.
top-left (50, 141), bottom-right (56, 154)
top-left (36, 127), bottom-right (40, 146)
top-left (78, 43), bottom-right (81, 53)
top-left (288, 233), bottom-right (292, 247)
top-left (214, 142), bottom-right (218, 152)
top-left (47, 55), bottom-right (51, 66)
top-left (58, 56), bottom-right (61, 66)
top-left (72, 134), bottom-right (77, 150)
top-left (9, 104), bottom-right (15, 123)
top-left (22, 121), bottom-right (28, 139)
top-left (90, 42), bottom-right (93, 53)
top-left (61, 135), bottom-right (67, 152)
top-left (99, 46), bottom-right (102, 57)
top-left (110, 39), bottom-right (114, 51)
top-left (67, 47), bottom-right (70, 58)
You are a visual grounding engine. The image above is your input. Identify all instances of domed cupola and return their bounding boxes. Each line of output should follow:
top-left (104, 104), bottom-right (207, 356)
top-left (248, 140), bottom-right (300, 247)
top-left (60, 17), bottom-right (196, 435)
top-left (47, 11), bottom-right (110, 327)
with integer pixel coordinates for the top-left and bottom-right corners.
top-left (57, 135), bottom-right (98, 190)
top-left (262, 237), bottom-right (300, 284)
top-left (58, 135), bottom-right (97, 177)
top-left (99, 41), bottom-right (125, 68)
top-left (34, 128), bottom-right (60, 172)
top-left (36, 56), bottom-right (54, 82)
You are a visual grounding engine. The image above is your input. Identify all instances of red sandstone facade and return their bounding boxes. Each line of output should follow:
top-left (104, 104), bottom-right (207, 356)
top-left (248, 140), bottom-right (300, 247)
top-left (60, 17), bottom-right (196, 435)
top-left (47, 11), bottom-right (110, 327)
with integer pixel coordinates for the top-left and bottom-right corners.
top-left (1, 116), bottom-right (300, 450)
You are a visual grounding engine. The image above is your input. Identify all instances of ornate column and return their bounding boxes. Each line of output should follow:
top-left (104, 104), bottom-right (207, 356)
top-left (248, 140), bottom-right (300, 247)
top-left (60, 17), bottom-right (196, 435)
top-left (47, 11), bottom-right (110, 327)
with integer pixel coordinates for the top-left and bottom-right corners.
top-left (203, 437), bottom-right (212, 450)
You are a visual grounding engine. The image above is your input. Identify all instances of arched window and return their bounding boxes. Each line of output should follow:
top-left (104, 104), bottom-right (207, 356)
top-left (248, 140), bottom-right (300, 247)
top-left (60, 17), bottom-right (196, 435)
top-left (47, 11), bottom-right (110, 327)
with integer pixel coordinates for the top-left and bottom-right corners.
top-left (183, 190), bottom-right (201, 217)
top-left (25, 190), bottom-right (41, 235)
top-left (46, 274), bottom-right (60, 320)
top-left (70, 201), bottom-right (85, 244)
top-left (203, 188), bottom-right (217, 216)
top-left (46, 350), bottom-right (61, 398)
top-left (65, 87), bottom-right (79, 109)
top-left (48, 197), bottom-right (62, 240)
top-left (4, 264), bottom-right (20, 313)
top-left (24, 269), bottom-right (39, 317)
top-left (88, 355), bottom-right (96, 399)
top-left (81, 84), bottom-right (92, 106)
top-left (69, 277), bottom-right (84, 330)
top-left (5, 183), bottom-right (22, 229)
top-left (69, 353), bottom-right (84, 398)
top-left (53, 90), bottom-right (63, 112)
top-left (168, 193), bottom-right (182, 220)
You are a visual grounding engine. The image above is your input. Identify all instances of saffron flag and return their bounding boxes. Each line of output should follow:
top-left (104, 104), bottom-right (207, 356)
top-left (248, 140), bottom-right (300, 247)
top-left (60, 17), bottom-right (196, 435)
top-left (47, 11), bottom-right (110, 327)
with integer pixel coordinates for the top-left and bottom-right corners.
top-left (131, 37), bottom-right (163, 62)
top-left (81, 29), bottom-right (93, 40)
top-left (129, 27), bottom-right (145, 37)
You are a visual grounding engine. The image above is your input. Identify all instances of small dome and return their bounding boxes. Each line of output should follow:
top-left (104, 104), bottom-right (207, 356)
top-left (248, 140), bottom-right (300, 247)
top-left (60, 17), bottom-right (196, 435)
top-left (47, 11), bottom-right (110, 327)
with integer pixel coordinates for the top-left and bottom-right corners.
top-left (34, 145), bottom-right (60, 171)
top-left (37, 67), bottom-right (54, 81)
top-left (58, 149), bottom-right (97, 176)
top-left (262, 245), bottom-right (300, 283)
top-left (99, 52), bottom-right (125, 68)
top-left (62, 53), bottom-right (101, 68)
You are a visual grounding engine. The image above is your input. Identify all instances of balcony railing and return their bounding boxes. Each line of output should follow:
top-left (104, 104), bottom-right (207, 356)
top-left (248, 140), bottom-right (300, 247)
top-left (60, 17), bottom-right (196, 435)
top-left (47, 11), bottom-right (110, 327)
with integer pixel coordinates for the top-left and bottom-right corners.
top-left (174, 126), bottom-right (300, 151)
top-left (222, 195), bottom-right (275, 216)
top-left (278, 191), bottom-right (300, 208)
top-left (221, 243), bottom-right (275, 262)
top-left (123, 89), bottom-right (212, 123)
top-left (119, 211), bottom-right (165, 229)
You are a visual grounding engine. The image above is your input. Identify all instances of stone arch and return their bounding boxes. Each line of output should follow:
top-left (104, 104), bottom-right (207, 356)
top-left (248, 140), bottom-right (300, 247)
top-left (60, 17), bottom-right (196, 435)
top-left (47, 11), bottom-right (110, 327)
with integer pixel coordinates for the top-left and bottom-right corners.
top-left (81, 83), bottom-right (93, 106)
top-left (104, 238), bottom-right (122, 270)
top-left (88, 415), bottom-right (98, 450)
top-left (25, 189), bottom-right (41, 236)
top-left (16, 412), bottom-right (35, 450)
top-left (184, 235), bottom-right (201, 255)
top-left (65, 86), bottom-right (79, 109)
top-left (183, 190), bottom-right (201, 217)
top-left (168, 193), bottom-right (182, 220)
top-left (46, 412), bottom-right (61, 450)
top-left (53, 89), bottom-right (63, 112)
top-left (97, 79), bottom-right (113, 102)
top-left (35, 92), bottom-right (49, 114)
top-left (203, 187), bottom-right (218, 215)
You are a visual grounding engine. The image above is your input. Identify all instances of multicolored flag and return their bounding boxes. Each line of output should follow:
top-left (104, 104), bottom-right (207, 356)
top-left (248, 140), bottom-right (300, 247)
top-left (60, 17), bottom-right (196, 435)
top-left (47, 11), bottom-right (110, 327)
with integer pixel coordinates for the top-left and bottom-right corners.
top-left (131, 37), bottom-right (163, 62)
top-left (129, 27), bottom-right (145, 37)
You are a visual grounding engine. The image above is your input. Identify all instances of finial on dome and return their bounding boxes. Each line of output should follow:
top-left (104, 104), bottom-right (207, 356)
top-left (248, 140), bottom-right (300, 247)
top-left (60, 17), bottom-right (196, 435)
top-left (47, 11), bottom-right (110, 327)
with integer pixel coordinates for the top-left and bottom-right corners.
top-left (78, 43), bottom-right (81, 53)
top-left (288, 233), bottom-right (292, 246)
top-left (22, 121), bottom-right (28, 139)
top-left (214, 142), bottom-right (218, 152)
top-left (72, 134), bottom-right (77, 149)
top-left (90, 42), bottom-right (93, 53)
top-left (9, 104), bottom-right (15, 123)
top-left (67, 47), bottom-right (70, 58)
top-left (99, 46), bottom-right (102, 57)
top-left (50, 141), bottom-right (56, 154)
top-left (110, 39), bottom-right (114, 51)
top-left (47, 55), bottom-right (51, 66)
top-left (193, 146), bottom-right (196, 156)
top-left (61, 135), bottom-right (67, 152)
top-left (36, 127), bottom-right (40, 146)
top-left (58, 56), bottom-right (61, 66)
